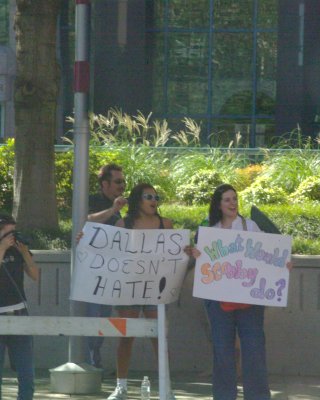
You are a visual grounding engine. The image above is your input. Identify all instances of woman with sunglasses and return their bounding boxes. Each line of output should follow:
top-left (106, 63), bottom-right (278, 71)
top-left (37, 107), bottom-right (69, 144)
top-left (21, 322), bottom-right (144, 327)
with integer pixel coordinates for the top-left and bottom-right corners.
top-left (107, 183), bottom-right (173, 400)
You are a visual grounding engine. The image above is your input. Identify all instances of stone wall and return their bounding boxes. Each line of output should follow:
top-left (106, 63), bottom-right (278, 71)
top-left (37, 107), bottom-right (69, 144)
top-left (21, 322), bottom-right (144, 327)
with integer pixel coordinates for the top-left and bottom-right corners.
top-left (21, 251), bottom-right (320, 375)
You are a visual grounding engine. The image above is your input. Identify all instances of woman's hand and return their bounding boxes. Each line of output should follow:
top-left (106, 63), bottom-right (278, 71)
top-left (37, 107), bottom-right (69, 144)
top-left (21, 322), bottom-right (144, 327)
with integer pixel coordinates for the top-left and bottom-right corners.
top-left (0, 231), bottom-right (15, 252)
top-left (76, 231), bottom-right (84, 244)
top-left (15, 240), bottom-right (29, 257)
top-left (184, 245), bottom-right (201, 259)
top-left (286, 261), bottom-right (293, 271)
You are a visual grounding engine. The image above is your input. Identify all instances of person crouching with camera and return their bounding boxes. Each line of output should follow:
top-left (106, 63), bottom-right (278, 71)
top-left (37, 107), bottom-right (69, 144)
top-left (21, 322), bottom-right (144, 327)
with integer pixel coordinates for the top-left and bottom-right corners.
top-left (0, 214), bottom-right (39, 400)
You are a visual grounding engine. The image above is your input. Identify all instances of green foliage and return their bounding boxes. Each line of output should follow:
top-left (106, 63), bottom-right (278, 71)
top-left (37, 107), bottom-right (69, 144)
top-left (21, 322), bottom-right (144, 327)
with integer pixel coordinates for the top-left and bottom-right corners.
top-left (176, 169), bottom-right (223, 205)
top-left (159, 203), bottom-right (208, 232)
top-left (233, 164), bottom-right (264, 191)
top-left (170, 147), bottom-right (249, 191)
top-left (289, 176), bottom-right (320, 203)
top-left (0, 138), bottom-right (14, 211)
top-left (255, 203), bottom-right (320, 255)
top-left (55, 150), bottom-right (73, 209)
top-left (239, 176), bottom-right (287, 205)
top-left (260, 149), bottom-right (320, 193)
top-left (1, 112), bottom-right (320, 254)
top-left (66, 108), bottom-right (201, 148)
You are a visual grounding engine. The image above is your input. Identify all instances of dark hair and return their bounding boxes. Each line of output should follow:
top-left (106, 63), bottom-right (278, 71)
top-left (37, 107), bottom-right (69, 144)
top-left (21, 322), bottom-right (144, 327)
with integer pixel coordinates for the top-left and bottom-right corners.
top-left (97, 163), bottom-right (123, 186)
top-left (126, 183), bottom-right (158, 221)
top-left (0, 214), bottom-right (16, 230)
top-left (209, 184), bottom-right (238, 226)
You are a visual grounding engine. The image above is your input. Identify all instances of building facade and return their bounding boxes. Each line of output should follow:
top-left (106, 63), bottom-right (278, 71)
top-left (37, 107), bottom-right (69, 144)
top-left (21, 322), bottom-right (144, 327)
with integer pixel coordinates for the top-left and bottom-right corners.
top-left (0, 0), bottom-right (320, 146)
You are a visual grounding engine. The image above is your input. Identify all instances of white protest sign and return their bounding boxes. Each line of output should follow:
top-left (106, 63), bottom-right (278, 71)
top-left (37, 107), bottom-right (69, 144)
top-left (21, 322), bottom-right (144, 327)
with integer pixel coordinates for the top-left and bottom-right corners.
top-left (193, 227), bottom-right (291, 307)
top-left (70, 222), bottom-right (190, 305)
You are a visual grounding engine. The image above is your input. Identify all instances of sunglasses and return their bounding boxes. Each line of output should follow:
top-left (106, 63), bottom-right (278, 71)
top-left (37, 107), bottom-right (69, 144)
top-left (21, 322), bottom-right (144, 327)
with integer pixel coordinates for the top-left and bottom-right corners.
top-left (112, 179), bottom-right (126, 185)
top-left (142, 193), bottom-right (160, 201)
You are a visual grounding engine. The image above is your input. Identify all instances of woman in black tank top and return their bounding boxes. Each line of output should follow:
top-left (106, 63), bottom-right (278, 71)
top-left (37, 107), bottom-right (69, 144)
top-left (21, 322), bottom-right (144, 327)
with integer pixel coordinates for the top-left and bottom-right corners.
top-left (107, 183), bottom-right (174, 400)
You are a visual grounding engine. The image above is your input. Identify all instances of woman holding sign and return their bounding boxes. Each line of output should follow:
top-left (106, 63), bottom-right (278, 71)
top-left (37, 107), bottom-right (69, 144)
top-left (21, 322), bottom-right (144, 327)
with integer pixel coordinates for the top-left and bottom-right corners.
top-left (107, 183), bottom-right (174, 400)
top-left (187, 184), bottom-right (292, 400)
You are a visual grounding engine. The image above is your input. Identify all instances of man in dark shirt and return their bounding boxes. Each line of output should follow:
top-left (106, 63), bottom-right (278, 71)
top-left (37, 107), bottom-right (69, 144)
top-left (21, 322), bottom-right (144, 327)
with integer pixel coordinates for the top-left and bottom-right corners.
top-left (86, 164), bottom-right (127, 368)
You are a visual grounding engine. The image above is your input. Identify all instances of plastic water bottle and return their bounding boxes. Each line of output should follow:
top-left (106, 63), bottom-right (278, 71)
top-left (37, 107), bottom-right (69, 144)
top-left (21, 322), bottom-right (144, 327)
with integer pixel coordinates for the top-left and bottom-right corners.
top-left (141, 376), bottom-right (150, 400)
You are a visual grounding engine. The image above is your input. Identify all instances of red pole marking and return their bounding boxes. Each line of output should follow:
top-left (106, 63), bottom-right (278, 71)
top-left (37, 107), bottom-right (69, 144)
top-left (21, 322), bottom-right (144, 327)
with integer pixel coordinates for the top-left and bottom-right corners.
top-left (73, 61), bottom-right (90, 92)
top-left (75, 0), bottom-right (90, 5)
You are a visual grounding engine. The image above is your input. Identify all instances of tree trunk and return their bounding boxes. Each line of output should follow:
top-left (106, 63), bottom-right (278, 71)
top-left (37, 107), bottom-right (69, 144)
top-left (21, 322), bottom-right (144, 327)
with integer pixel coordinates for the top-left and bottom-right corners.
top-left (13, 0), bottom-right (61, 230)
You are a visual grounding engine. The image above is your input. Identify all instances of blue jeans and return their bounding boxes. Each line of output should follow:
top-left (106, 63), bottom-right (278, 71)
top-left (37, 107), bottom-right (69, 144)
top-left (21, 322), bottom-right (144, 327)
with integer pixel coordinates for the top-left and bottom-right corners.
top-left (204, 300), bottom-right (270, 400)
top-left (0, 334), bottom-right (34, 400)
top-left (86, 303), bottom-right (112, 368)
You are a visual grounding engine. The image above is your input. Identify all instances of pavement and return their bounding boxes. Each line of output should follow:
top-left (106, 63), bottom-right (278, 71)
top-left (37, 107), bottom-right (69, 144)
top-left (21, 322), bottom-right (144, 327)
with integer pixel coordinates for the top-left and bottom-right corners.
top-left (1, 370), bottom-right (320, 400)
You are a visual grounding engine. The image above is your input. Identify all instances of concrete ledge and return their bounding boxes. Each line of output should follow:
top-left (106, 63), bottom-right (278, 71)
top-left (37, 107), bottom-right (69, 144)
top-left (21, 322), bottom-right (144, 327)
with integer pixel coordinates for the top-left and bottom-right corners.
top-left (23, 251), bottom-right (320, 375)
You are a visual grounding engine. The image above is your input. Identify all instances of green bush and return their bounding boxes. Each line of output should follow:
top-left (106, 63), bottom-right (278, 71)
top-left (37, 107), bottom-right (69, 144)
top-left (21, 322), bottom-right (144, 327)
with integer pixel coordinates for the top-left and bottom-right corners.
top-left (0, 139), bottom-right (14, 211)
top-left (289, 175), bottom-right (320, 202)
top-left (254, 203), bottom-right (320, 254)
top-left (260, 149), bottom-right (320, 194)
top-left (239, 177), bottom-right (288, 205)
top-left (176, 169), bottom-right (223, 205)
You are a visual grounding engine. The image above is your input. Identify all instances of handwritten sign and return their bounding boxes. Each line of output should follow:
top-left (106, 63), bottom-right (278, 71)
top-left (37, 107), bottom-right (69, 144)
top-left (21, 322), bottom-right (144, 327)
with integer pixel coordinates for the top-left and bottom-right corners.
top-left (70, 222), bottom-right (190, 305)
top-left (193, 227), bottom-right (291, 307)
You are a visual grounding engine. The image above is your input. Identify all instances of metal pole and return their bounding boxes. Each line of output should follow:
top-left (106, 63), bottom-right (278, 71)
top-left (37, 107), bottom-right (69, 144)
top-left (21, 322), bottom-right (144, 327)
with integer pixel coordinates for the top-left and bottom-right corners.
top-left (158, 304), bottom-right (171, 400)
top-left (69, 0), bottom-right (90, 364)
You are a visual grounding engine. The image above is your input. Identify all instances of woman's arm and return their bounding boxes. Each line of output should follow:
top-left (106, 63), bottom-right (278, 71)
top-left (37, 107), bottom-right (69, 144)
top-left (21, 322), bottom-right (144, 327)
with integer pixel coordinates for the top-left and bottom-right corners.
top-left (16, 242), bottom-right (39, 281)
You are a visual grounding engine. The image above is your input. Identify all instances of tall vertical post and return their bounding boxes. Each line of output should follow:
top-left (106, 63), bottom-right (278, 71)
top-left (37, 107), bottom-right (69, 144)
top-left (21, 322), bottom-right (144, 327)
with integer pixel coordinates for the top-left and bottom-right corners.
top-left (69, 0), bottom-right (91, 364)
top-left (50, 2), bottom-right (100, 394)
top-left (158, 304), bottom-right (172, 400)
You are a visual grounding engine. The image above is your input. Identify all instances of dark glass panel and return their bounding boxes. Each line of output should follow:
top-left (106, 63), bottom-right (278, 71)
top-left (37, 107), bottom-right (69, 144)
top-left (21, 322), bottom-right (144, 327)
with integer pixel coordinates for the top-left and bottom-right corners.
top-left (151, 33), bottom-right (165, 113)
top-left (255, 118), bottom-right (276, 147)
top-left (168, 0), bottom-right (210, 28)
top-left (214, 0), bottom-right (253, 29)
top-left (0, 1), bottom-right (8, 44)
top-left (167, 33), bottom-right (208, 113)
top-left (210, 118), bottom-right (252, 147)
top-left (257, 0), bottom-right (278, 28)
top-left (256, 32), bottom-right (277, 115)
top-left (212, 33), bottom-right (253, 114)
top-left (147, 0), bottom-right (164, 28)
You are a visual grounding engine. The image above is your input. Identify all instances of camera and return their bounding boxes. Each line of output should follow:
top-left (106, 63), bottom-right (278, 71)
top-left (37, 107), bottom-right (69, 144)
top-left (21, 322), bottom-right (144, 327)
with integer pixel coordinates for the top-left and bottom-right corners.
top-left (1, 230), bottom-right (30, 245)
top-left (13, 231), bottom-right (30, 245)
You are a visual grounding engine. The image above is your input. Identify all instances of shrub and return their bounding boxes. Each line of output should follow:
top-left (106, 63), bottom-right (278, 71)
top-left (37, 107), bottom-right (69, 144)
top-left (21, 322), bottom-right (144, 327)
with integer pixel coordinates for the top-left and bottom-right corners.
top-left (0, 138), bottom-right (14, 211)
top-left (289, 176), bottom-right (320, 202)
top-left (261, 149), bottom-right (320, 193)
top-left (239, 177), bottom-right (287, 205)
top-left (176, 169), bottom-right (223, 205)
top-left (233, 164), bottom-right (264, 191)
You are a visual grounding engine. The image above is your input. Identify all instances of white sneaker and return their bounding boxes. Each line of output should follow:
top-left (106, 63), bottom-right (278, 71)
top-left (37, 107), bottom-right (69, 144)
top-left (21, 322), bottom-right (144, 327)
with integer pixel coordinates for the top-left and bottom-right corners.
top-left (107, 386), bottom-right (127, 400)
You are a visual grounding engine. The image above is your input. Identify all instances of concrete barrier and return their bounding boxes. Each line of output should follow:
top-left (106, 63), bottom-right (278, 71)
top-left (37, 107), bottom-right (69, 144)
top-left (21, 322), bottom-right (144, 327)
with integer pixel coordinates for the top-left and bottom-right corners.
top-left (21, 251), bottom-right (320, 375)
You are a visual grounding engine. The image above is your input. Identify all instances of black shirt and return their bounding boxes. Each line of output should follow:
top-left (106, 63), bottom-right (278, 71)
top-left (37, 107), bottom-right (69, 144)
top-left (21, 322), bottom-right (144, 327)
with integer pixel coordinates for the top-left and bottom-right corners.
top-left (88, 192), bottom-right (121, 226)
top-left (0, 247), bottom-right (26, 308)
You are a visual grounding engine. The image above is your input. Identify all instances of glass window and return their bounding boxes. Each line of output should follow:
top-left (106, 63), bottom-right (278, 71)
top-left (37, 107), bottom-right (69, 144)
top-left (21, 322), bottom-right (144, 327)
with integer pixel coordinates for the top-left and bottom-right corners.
top-left (0, 1), bottom-right (8, 45)
top-left (257, 0), bottom-right (278, 28)
top-left (255, 118), bottom-right (275, 147)
top-left (256, 32), bottom-right (277, 115)
top-left (213, 0), bottom-right (253, 29)
top-left (148, 32), bottom-right (165, 114)
top-left (210, 118), bottom-right (252, 147)
top-left (167, 33), bottom-right (208, 114)
top-left (149, 0), bottom-right (279, 146)
top-left (212, 33), bottom-right (253, 115)
top-left (146, 0), bottom-right (165, 28)
top-left (168, 0), bottom-right (210, 28)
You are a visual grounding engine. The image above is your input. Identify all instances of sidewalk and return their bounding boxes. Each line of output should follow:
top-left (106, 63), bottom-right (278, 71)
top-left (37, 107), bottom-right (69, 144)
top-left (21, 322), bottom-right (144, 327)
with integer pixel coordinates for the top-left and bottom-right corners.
top-left (2, 370), bottom-right (320, 400)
